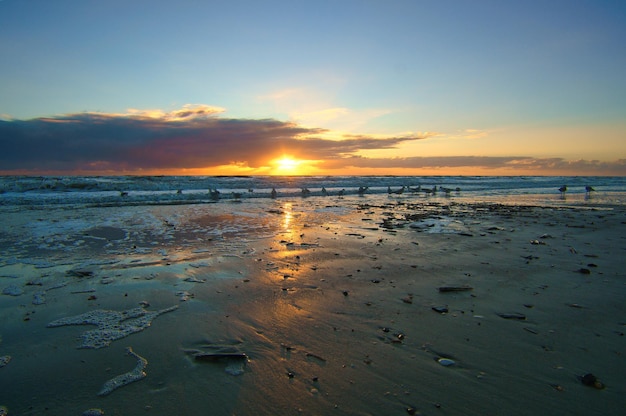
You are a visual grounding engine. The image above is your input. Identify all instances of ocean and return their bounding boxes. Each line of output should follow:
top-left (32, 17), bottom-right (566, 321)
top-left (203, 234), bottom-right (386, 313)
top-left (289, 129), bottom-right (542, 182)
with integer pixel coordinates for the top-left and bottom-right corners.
top-left (1, 175), bottom-right (625, 208)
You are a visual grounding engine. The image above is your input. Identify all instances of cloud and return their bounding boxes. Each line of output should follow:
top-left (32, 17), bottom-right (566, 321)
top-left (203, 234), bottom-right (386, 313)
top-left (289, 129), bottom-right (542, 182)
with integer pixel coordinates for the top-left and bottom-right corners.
top-left (0, 106), bottom-right (426, 173)
top-left (2, 105), bottom-right (624, 175)
top-left (318, 155), bottom-right (626, 174)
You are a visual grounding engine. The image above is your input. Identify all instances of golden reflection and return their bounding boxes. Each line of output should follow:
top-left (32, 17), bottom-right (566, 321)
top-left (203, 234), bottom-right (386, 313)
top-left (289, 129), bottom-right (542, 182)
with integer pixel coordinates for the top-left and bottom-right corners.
top-left (282, 202), bottom-right (293, 232)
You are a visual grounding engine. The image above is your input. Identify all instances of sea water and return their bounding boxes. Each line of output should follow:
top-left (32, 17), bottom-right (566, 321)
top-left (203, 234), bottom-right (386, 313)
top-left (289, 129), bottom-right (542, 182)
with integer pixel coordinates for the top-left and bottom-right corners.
top-left (1, 175), bottom-right (625, 208)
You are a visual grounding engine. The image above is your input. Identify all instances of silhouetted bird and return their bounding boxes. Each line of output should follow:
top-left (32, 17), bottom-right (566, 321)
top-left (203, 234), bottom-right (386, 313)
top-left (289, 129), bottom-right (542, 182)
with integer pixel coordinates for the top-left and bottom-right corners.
top-left (387, 186), bottom-right (404, 195)
top-left (270, 188), bottom-right (277, 199)
top-left (209, 188), bottom-right (220, 200)
top-left (585, 185), bottom-right (595, 193)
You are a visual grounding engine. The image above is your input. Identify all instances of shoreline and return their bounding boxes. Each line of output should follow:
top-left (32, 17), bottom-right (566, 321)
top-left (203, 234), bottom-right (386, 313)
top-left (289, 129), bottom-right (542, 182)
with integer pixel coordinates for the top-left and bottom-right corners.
top-left (0, 199), bottom-right (625, 415)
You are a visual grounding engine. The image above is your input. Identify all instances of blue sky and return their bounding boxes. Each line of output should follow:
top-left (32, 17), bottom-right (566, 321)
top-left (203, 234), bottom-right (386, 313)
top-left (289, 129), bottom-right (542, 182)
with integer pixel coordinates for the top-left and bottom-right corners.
top-left (1, 0), bottom-right (625, 175)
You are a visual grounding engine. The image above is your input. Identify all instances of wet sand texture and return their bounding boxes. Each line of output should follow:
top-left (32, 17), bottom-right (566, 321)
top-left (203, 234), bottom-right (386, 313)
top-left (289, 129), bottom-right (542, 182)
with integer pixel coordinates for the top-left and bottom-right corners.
top-left (0, 198), bottom-right (625, 415)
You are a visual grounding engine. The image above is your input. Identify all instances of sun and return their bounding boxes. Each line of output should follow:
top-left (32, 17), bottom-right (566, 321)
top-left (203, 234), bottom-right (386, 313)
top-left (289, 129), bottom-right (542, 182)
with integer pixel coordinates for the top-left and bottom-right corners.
top-left (274, 156), bottom-right (301, 174)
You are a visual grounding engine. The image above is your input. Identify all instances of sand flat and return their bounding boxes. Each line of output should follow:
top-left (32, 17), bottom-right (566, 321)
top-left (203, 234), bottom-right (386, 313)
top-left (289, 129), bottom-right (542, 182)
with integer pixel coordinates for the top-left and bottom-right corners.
top-left (0, 198), bottom-right (625, 415)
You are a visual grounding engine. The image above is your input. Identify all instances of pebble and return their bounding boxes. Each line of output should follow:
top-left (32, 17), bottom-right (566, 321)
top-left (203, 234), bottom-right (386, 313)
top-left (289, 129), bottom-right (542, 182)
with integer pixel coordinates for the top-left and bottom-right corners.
top-left (176, 291), bottom-right (193, 301)
top-left (497, 312), bottom-right (526, 320)
top-left (0, 356), bottom-right (11, 368)
top-left (438, 285), bottom-right (473, 292)
top-left (32, 291), bottom-right (46, 305)
top-left (432, 306), bottom-right (449, 314)
top-left (82, 409), bottom-right (105, 416)
top-left (580, 373), bottom-right (605, 389)
top-left (437, 358), bottom-right (456, 367)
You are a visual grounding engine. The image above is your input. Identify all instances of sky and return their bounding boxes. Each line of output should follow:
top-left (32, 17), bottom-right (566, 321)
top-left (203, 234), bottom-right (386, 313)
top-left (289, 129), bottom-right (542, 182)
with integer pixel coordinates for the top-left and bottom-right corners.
top-left (1, 0), bottom-right (625, 176)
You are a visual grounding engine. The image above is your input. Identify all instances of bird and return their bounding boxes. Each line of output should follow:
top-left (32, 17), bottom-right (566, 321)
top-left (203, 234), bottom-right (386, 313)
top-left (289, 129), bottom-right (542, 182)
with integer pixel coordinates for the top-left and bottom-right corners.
top-left (358, 186), bottom-right (368, 196)
top-left (321, 187), bottom-right (328, 196)
top-left (558, 185), bottom-right (567, 198)
top-left (209, 188), bottom-right (220, 200)
top-left (585, 185), bottom-right (595, 193)
top-left (301, 188), bottom-right (311, 197)
top-left (270, 188), bottom-right (277, 199)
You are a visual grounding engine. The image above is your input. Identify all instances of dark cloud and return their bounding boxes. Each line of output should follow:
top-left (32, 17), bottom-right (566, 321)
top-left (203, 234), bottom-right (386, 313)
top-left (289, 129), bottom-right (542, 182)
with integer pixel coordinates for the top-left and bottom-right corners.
top-left (1, 107), bottom-right (624, 175)
top-left (0, 109), bottom-right (424, 173)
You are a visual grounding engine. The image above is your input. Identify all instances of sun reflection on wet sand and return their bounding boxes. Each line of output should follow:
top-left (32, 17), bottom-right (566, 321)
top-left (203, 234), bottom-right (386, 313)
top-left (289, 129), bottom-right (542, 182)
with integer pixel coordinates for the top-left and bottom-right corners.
top-left (282, 202), bottom-right (293, 232)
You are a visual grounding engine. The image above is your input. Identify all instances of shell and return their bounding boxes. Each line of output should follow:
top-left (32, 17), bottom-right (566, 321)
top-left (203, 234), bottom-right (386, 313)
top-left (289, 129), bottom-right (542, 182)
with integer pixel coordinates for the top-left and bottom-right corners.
top-left (437, 358), bottom-right (456, 366)
top-left (82, 409), bottom-right (105, 416)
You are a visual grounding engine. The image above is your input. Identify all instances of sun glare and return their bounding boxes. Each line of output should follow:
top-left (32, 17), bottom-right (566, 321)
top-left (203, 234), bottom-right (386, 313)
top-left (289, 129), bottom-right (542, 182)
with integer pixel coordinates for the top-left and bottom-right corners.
top-left (274, 156), bottom-right (301, 174)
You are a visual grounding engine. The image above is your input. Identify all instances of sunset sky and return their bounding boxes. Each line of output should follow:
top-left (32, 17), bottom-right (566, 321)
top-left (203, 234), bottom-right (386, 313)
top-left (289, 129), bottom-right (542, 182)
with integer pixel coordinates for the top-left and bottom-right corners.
top-left (1, 0), bottom-right (625, 176)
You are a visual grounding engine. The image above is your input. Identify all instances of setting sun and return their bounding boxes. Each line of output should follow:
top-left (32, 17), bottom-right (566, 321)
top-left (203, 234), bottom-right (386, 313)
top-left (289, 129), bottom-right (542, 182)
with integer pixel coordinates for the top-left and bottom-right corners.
top-left (273, 156), bottom-right (301, 174)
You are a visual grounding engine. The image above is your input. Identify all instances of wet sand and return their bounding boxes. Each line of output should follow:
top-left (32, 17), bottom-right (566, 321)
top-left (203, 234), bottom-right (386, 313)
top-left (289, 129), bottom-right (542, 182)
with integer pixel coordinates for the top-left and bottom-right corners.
top-left (0, 196), bottom-right (625, 415)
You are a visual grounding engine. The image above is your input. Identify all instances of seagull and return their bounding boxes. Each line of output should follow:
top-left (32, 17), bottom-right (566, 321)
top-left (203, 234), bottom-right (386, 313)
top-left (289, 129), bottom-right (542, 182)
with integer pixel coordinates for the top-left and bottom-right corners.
top-left (558, 185), bottom-right (567, 198)
top-left (585, 185), bottom-right (595, 193)
top-left (321, 187), bottom-right (328, 196)
top-left (358, 186), bottom-right (368, 196)
top-left (301, 187), bottom-right (311, 197)
top-left (270, 188), bottom-right (277, 199)
top-left (209, 188), bottom-right (220, 200)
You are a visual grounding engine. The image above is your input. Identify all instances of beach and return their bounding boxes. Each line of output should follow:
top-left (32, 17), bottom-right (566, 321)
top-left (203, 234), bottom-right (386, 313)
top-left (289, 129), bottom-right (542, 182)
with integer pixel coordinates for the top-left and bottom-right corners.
top-left (1, 194), bottom-right (625, 415)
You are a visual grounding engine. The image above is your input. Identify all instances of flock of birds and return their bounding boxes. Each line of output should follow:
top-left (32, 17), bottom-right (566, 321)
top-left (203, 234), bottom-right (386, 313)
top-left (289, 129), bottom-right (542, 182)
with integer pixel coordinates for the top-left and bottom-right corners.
top-left (119, 184), bottom-right (598, 200)
top-left (559, 185), bottom-right (596, 198)
top-left (202, 184), bottom-right (461, 200)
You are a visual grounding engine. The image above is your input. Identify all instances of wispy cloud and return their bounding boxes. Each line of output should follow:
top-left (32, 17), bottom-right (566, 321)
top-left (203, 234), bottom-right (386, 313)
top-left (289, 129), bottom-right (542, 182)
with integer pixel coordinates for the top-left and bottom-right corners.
top-left (318, 155), bottom-right (626, 175)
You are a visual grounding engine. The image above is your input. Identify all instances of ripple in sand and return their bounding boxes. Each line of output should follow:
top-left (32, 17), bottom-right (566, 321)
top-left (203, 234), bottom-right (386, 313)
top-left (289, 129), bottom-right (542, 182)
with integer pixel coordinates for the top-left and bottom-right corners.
top-left (47, 305), bottom-right (178, 349)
